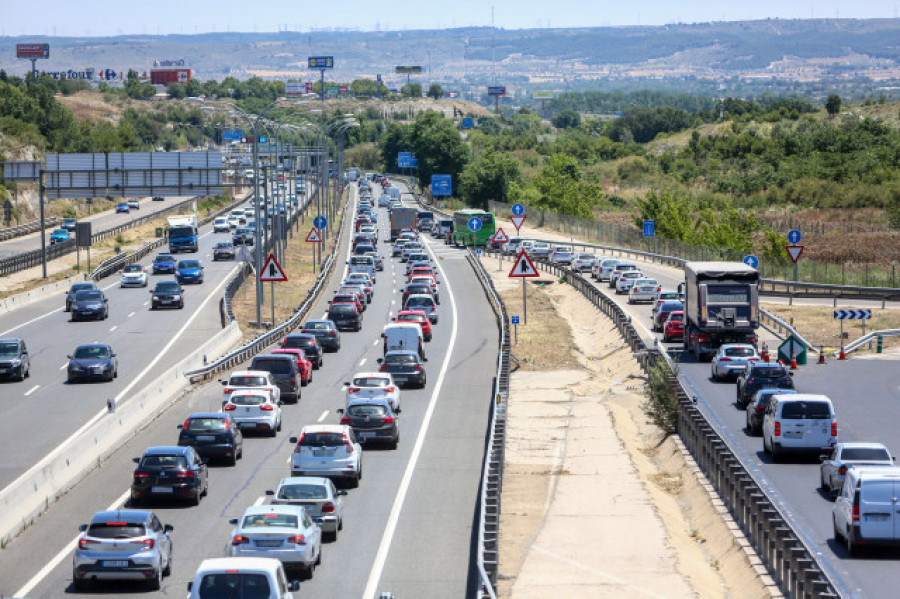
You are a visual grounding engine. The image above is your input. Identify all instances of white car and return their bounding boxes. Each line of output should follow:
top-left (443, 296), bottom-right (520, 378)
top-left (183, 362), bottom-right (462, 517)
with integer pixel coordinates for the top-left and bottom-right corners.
top-left (127, 199), bottom-right (140, 210)
top-left (549, 246), bottom-right (575, 264)
top-left (343, 372), bottom-right (401, 412)
top-left (627, 278), bottom-right (660, 304)
top-left (227, 505), bottom-right (322, 578)
top-left (289, 425), bottom-right (363, 487)
top-left (188, 557), bottom-right (299, 598)
top-left (220, 370), bottom-right (281, 406)
top-left (593, 257), bottom-right (620, 281)
top-left (502, 237), bottom-right (523, 254)
top-left (710, 344), bottom-right (759, 381)
top-left (213, 217), bottom-right (231, 233)
top-left (226, 216), bottom-right (240, 229)
top-left (119, 263), bottom-right (148, 287)
top-left (572, 253), bottom-right (597, 272)
top-left (614, 270), bottom-right (644, 294)
top-left (820, 442), bottom-right (894, 495)
top-left (223, 389), bottom-right (282, 436)
top-left (833, 466), bottom-right (900, 555)
top-left (531, 242), bottom-right (551, 258)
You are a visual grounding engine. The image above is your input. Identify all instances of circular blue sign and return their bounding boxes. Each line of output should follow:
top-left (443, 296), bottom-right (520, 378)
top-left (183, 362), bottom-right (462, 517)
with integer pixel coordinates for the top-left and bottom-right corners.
top-left (314, 215), bottom-right (327, 229)
top-left (743, 254), bottom-right (759, 269)
top-left (511, 203), bottom-right (525, 216)
top-left (468, 216), bottom-right (482, 232)
top-left (787, 229), bottom-right (802, 244)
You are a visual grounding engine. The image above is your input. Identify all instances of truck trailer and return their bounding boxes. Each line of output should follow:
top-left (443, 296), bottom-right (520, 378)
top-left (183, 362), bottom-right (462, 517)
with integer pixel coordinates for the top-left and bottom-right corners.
top-left (167, 215), bottom-right (199, 253)
top-left (389, 207), bottom-right (418, 241)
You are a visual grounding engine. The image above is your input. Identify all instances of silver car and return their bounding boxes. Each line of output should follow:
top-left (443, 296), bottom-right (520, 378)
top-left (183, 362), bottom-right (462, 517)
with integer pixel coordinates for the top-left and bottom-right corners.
top-left (223, 389), bottom-right (283, 437)
top-left (227, 504), bottom-right (322, 578)
top-left (710, 343), bottom-right (759, 381)
top-left (820, 442), bottom-right (895, 495)
top-left (268, 477), bottom-right (347, 541)
top-left (592, 257), bottom-right (620, 281)
top-left (73, 509), bottom-right (173, 591)
top-left (404, 294), bottom-right (438, 324)
top-left (289, 425), bottom-right (363, 487)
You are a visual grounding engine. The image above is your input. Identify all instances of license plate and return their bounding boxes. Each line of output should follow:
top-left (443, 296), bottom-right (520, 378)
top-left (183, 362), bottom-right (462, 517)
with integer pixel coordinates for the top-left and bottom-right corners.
top-left (358, 432), bottom-right (376, 439)
top-left (256, 539), bottom-right (283, 547)
top-left (784, 431), bottom-right (803, 439)
top-left (196, 435), bottom-right (215, 442)
top-left (865, 514), bottom-right (891, 522)
top-left (161, 299), bottom-right (172, 304)
top-left (91, 367), bottom-right (102, 374)
top-left (151, 486), bottom-right (173, 493)
top-left (241, 422), bottom-right (256, 428)
top-left (313, 450), bottom-right (333, 457)
top-left (102, 560), bottom-right (129, 568)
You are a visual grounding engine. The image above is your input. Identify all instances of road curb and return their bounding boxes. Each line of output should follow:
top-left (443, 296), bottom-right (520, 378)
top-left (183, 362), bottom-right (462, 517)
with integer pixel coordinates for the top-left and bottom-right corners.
top-left (0, 274), bottom-right (88, 316)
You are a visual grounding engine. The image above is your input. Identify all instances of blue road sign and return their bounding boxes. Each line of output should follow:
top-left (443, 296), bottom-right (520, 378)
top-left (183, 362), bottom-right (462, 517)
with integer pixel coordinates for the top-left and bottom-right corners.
top-left (259, 136), bottom-right (267, 144)
top-left (743, 254), bottom-right (760, 269)
top-left (223, 130), bottom-right (243, 142)
top-left (313, 215), bottom-right (327, 229)
top-left (643, 220), bottom-right (655, 237)
top-left (511, 315), bottom-right (520, 324)
top-left (431, 174), bottom-right (452, 196)
top-left (476, 248), bottom-right (483, 255)
top-left (468, 216), bottom-right (483, 232)
top-left (398, 152), bottom-right (417, 168)
top-left (461, 117), bottom-right (474, 128)
top-left (787, 229), bottom-right (802, 244)
top-left (511, 203), bottom-right (525, 216)
top-left (834, 309), bottom-right (872, 320)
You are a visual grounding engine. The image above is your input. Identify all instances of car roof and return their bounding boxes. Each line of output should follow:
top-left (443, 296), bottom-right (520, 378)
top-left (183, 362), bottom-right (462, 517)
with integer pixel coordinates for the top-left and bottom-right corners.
top-left (721, 343), bottom-right (755, 349)
top-left (836, 442), bottom-right (890, 450)
top-left (347, 397), bottom-right (393, 409)
top-left (229, 370), bottom-right (271, 378)
top-left (143, 446), bottom-right (191, 456)
top-left (276, 476), bottom-right (330, 487)
top-left (186, 412), bottom-right (230, 419)
top-left (300, 424), bottom-right (352, 434)
top-left (240, 503), bottom-right (307, 518)
top-left (89, 509), bottom-right (152, 524)
top-left (384, 349), bottom-right (420, 357)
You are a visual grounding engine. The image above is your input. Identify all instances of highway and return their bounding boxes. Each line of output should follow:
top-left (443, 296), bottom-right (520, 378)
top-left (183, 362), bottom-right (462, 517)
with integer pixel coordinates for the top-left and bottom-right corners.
top-left (0, 183), bottom-right (497, 599)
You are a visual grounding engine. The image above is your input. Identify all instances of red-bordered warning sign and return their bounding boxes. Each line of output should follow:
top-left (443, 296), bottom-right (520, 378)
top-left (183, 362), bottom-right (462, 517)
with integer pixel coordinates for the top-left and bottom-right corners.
top-left (509, 250), bottom-right (539, 278)
top-left (492, 228), bottom-right (510, 244)
top-left (786, 245), bottom-right (804, 263)
top-left (510, 214), bottom-right (526, 232)
top-left (259, 252), bottom-right (288, 282)
top-left (305, 227), bottom-right (323, 243)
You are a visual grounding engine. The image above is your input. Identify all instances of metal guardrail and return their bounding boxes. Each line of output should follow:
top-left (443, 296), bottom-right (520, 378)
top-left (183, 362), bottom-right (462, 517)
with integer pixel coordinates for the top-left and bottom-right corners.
top-left (834, 328), bottom-right (900, 357)
top-left (467, 250), bottom-right (510, 599)
top-left (0, 217), bottom-right (59, 241)
top-left (525, 254), bottom-right (840, 599)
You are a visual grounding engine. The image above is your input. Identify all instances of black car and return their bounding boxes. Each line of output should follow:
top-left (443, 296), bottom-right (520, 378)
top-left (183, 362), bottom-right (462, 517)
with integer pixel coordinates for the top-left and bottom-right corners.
top-left (67, 343), bottom-right (117, 383)
top-left (401, 283), bottom-right (434, 305)
top-left (377, 350), bottom-right (427, 389)
top-left (300, 320), bottom-right (341, 352)
top-left (248, 354), bottom-right (302, 403)
top-left (233, 227), bottom-right (254, 246)
top-left (0, 338), bottom-right (30, 381)
top-left (282, 333), bottom-right (324, 367)
top-left (736, 362), bottom-right (795, 407)
top-left (131, 446), bottom-right (209, 506)
top-left (178, 412), bottom-right (243, 465)
top-left (353, 242), bottom-right (375, 256)
top-left (652, 300), bottom-right (684, 332)
top-left (70, 289), bottom-right (109, 321)
top-left (213, 241), bottom-right (236, 261)
top-left (65, 281), bottom-right (98, 312)
top-left (328, 303), bottom-right (362, 332)
top-left (150, 280), bottom-right (184, 310)
top-left (339, 400), bottom-right (399, 449)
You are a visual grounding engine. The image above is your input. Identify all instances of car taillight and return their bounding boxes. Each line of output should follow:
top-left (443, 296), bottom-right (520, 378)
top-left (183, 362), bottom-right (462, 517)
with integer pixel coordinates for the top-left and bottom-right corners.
top-left (718, 357), bottom-right (731, 362)
top-left (140, 538), bottom-right (155, 550)
top-left (260, 404), bottom-right (274, 411)
top-left (175, 471), bottom-right (195, 478)
top-left (379, 365), bottom-right (387, 372)
top-left (755, 405), bottom-right (766, 412)
top-left (414, 365), bottom-right (423, 371)
top-left (773, 422), bottom-right (781, 437)
top-left (183, 419), bottom-right (191, 430)
top-left (224, 388), bottom-right (234, 394)
top-left (134, 471), bottom-right (150, 479)
top-left (321, 502), bottom-right (335, 513)
top-left (231, 535), bottom-right (250, 546)
top-left (348, 387), bottom-right (361, 393)
top-left (343, 435), bottom-right (354, 453)
top-left (290, 377), bottom-right (296, 386)
top-left (340, 416), bottom-right (352, 425)
top-left (329, 330), bottom-right (337, 335)
top-left (852, 503), bottom-right (860, 523)
top-left (224, 404), bottom-right (236, 411)
top-left (78, 538), bottom-right (99, 550)
top-left (288, 535), bottom-right (307, 545)
top-left (832, 421), bottom-right (838, 437)
top-left (382, 416), bottom-right (395, 424)
top-left (838, 465), bottom-right (848, 475)
top-left (385, 386), bottom-right (396, 393)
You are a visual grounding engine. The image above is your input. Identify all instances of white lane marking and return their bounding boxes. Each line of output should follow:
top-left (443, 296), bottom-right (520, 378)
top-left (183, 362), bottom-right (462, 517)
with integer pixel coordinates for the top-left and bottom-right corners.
top-left (372, 338), bottom-right (380, 346)
top-left (24, 385), bottom-right (40, 396)
top-left (59, 363), bottom-right (67, 371)
top-left (128, 311), bottom-right (135, 318)
top-left (142, 301), bottom-right (149, 306)
top-left (109, 325), bottom-right (118, 332)
top-left (15, 488), bottom-right (130, 598)
top-left (362, 238), bottom-right (459, 599)
top-left (391, 299), bottom-right (395, 305)
top-left (0, 305), bottom-right (62, 337)
top-left (253, 495), bottom-right (266, 507)
top-left (317, 410), bottom-right (328, 423)
top-left (359, 358), bottom-right (367, 367)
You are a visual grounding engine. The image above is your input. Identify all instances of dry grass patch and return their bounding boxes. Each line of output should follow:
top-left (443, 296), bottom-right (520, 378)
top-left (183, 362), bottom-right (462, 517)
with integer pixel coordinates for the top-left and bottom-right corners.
top-left (764, 302), bottom-right (900, 353)
top-left (499, 279), bottom-right (578, 371)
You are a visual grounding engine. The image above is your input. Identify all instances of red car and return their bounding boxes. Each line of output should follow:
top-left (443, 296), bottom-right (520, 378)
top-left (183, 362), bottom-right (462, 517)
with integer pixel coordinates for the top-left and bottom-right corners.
top-left (331, 293), bottom-right (364, 314)
top-left (408, 267), bottom-right (437, 282)
top-left (395, 310), bottom-right (433, 342)
top-left (269, 348), bottom-right (313, 386)
top-left (662, 311), bottom-right (685, 343)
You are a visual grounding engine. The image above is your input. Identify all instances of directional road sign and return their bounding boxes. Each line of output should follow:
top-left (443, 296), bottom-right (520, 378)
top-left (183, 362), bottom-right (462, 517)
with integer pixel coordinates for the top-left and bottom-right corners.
top-left (834, 309), bottom-right (872, 320)
top-left (398, 152), bottom-right (417, 168)
top-left (305, 228), bottom-right (322, 242)
top-left (509, 250), bottom-right (539, 278)
top-left (643, 220), bottom-right (655, 237)
top-left (259, 253), bottom-right (288, 282)
top-left (223, 130), bottom-right (243, 142)
top-left (468, 216), bottom-right (483, 232)
top-left (511, 203), bottom-right (525, 216)
top-left (492, 228), bottom-right (510, 244)
top-left (510, 214), bottom-right (526, 232)
top-left (743, 254), bottom-right (759, 269)
top-left (476, 248), bottom-right (482, 255)
top-left (461, 117), bottom-right (474, 128)
top-left (787, 229), bottom-right (802, 244)
top-left (431, 175), bottom-right (452, 196)
top-left (786, 245), bottom-right (804, 263)
top-left (313, 215), bottom-right (327, 229)
top-left (511, 315), bottom-right (520, 324)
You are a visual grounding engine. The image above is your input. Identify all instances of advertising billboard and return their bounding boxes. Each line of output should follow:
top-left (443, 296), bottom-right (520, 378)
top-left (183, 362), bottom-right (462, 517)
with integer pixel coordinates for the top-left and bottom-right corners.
top-left (16, 43), bottom-right (49, 59)
top-left (487, 86), bottom-right (506, 96)
top-left (285, 81), bottom-right (304, 97)
top-left (533, 90), bottom-right (554, 99)
top-left (308, 56), bottom-right (334, 69)
top-left (395, 65), bottom-right (423, 74)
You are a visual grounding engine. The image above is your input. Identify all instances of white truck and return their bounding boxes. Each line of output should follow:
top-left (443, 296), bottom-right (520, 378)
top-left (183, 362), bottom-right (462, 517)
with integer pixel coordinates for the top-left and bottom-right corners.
top-left (166, 214), bottom-right (199, 253)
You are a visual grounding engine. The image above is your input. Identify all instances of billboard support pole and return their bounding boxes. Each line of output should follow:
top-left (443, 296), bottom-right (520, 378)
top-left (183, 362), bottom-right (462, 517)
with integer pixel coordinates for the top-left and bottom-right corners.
top-left (39, 170), bottom-right (47, 279)
top-left (30, 59), bottom-right (37, 85)
top-left (320, 69), bottom-right (325, 102)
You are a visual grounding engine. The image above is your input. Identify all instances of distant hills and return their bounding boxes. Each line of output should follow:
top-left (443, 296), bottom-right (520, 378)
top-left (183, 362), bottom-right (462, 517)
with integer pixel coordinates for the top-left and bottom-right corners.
top-left (5, 19), bottom-right (900, 99)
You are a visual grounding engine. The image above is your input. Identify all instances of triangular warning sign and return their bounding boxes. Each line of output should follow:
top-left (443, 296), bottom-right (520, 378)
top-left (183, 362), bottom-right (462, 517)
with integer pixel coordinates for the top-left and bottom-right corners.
top-left (510, 214), bottom-right (526, 231)
top-left (786, 245), bottom-right (804, 263)
top-left (492, 228), bottom-right (510, 244)
top-left (259, 252), bottom-right (288, 282)
top-left (305, 227), bottom-right (322, 243)
top-left (509, 250), bottom-right (540, 278)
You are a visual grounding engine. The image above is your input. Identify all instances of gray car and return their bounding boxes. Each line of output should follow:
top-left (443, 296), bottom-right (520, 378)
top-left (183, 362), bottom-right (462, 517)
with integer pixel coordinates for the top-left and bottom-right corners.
top-left (820, 442), bottom-right (895, 495)
top-left (339, 397), bottom-right (400, 449)
top-left (73, 509), bottom-right (173, 591)
top-left (268, 477), bottom-right (347, 541)
top-left (65, 281), bottom-right (98, 312)
top-left (249, 354), bottom-right (301, 403)
top-left (404, 294), bottom-right (438, 324)
top-left (0, 338), bottom-right (30, 381)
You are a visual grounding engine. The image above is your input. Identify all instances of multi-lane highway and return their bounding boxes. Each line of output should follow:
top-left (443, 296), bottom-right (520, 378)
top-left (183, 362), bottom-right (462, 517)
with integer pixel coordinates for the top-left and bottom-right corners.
top-left (0, 183), bottom-right (497, 599)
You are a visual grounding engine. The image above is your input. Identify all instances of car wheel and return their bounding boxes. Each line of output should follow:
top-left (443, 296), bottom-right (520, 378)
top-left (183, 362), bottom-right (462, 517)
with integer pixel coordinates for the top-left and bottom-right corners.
top-left (191, 490), bottom-right (201, 506)
top-left (16, 366), bottom-right (26, 382)
top-left (229, 452), bottom-right (238, 466)
top-left (162, 550), bottom-right (172, 576)
top-left (179, 301), bottom-right (184, 309)
top-left (847, 529), bottom-right (858, 557)
top-left (276, 419), bottom-right (282, 433)
top-left (833, 516), bottom-right (843, 542)
top-left (147, 565), bottom-right (163, 590)
top-left (821, 472), bottom-right (830, 493)
top-left (72, 574), bottom-right (89, 592)
top-left (316, 546), bottom-right (322, 566)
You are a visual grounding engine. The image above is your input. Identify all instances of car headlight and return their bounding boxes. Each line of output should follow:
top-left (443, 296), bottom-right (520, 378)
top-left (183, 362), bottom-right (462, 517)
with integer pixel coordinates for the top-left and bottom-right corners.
top-left (153, 295), bottom-right (161, 300)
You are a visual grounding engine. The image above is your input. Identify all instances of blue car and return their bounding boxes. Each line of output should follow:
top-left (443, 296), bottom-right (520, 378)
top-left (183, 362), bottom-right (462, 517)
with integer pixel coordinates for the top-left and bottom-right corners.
top-left (49, 228), bottom-right (71, 245)
top-left (152, 254), bottom-right (176, 275)
top-left (116, 202), bottom-right (130, 213)
top-left (175, 259), bottom-right (204, 284)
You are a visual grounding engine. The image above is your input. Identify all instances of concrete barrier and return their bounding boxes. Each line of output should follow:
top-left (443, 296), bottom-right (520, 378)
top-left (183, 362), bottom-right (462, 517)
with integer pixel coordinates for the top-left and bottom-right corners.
top-left (0, 274), bottom-right (87, 315)
top-left (0, 320), bottom-right (243, 545)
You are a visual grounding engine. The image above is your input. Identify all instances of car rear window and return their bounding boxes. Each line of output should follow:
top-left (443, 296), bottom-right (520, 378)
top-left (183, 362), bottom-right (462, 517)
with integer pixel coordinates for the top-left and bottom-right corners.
top-left (353, 377), bottom-right (390, 387)
top-left (667, 313), bottom-right (684, 322)
top-left (187, 418), bottom-right (228, 432)
top-left (87, 522), bottom-right (147, 538)
top-left (406, 297), bottom-right (433, 308)
top-left (724, 347), bottom-right (756, 357)
top-left (841, 447), bottom-right (892, 461)
top-left (139, 455), bottom-right (188, 469)
top-left (230, 376), bottom-right (268, 387)
top-left (330, 305), bottom-right (357, 314)
top-left (753, 365), bottom-right (788, 378)
top-left (301, 432), bottom-right (344, 447)
top-left (242, 513), bottom-right (298, 528)
top-left (398, 314), bottom-right (425, 323)
top-left (780, 401), bottom-right (831, 419)
top-left (283, 336), bottom-right (315, 348)
top-left (197, 573), bottom-right (271, 599)
top-left (385, 354), bottom-right (417, 365)
top-left (123, 264), bottom-right (142, 273)
top-left (303, 322), bottom-right (328, 330)
top-left (231, 394), bottom-right (267, 405)
top-left (251, 358), bottom-right (293, 375)
top-left (277, 484), bottom-right (327, 500)
top-left (349, 404), bottom-right (388, 417)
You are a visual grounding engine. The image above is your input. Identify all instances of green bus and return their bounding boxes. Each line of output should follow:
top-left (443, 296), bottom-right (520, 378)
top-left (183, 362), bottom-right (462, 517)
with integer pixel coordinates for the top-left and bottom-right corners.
top-left (451, 209), bottom-right (496, 246)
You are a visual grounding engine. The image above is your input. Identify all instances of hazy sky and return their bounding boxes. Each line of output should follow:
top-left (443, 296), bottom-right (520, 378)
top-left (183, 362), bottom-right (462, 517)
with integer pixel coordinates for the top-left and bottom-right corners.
top-left (1, 0), bottom-right (897, 37)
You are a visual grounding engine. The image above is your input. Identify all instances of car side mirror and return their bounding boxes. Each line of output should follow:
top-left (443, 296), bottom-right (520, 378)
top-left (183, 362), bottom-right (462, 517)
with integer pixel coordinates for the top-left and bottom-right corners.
top-left (228, 518), bottom-right (238, 525)
top-left (289, 437), bottom-right (298, 444)
top-left (78, 524), bottom-right (88, 532)
top-left (187, 582), bottom-right (193, 592)
top-left (289, 580), bottom-right (300, 592)
top-left (376, 358), bottom-right (383, 364)
top-left (111, 353), bottom-right (117, 357)
top-left (265, 489), bottom-right (274, 496)
top-left (819, 454), bottom-right (829, 462)
top-left (277, 401), bottom-right (283, 406)
top-left (132, 457), bottom-right (140, 463)
top-left (220, 380), bottom-right (227, 386)
top-left (336, 408), bottom-right (345, 415)
top-left (67, 355), bottom-right (73, 360)
top-left (176, 424), bottom-right (184, 429)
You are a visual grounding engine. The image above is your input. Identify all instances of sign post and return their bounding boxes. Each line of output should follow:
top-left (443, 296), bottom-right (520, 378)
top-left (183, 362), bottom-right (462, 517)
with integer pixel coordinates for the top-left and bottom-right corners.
top-left (307, 56), bottom-right (334, 102)
top-left (509, 249), bottom-right (540, 324)
top-left (313, 215), bottom-right (327, 267)
top-left (492, 228), bottom-right (510, 271)
top-left (787, 229), bottom-right (803, 284)
top-left (305, 227), bottom-right (323, 272)
top-left (511, 314), bottom-right (520, 344)
top-left (259, 252), bottom-right (288, 330)
top-left (834, 309), bottom-right (872, 351)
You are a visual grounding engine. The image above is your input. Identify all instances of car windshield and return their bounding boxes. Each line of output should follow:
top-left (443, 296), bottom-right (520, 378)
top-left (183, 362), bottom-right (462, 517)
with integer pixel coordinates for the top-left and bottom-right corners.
top-left (277, 484), bottom-right (327, 500)
top-left (284, 336), bottom-right (314, 348)
top-left (0, 343), bottom-right (20, 356)
top-left (87, 523), bottom-right (146, 539)
top-left (187, 418), bottom-right (228, 432)
top-left (139, 455), bottom-right (188, 469)
top-left (230, 394), bottom-right (267, 406)
top-left (123, 264), bottom-right (142, 273)
top-left (301, 432), bottom-right (344, 447)
top-left (155, 282), bottom-right (180, 292)
top-left (241, 513), bottom-right (298, 529)
top-left (70, 283), bottom-right (95, 293)
top-left (197, 573), bottom-right (271, 598)
top-left (353, 377), bottom-right (389, 387)
top-left (841, 447), bottom-right (892, 461)
top-left (724, 347), bottom-right (755, 357)
top-left (398, 314), bottom-right (425, 323)
top-left (753, 366), bottom-right (787, 378)
top-left (348, 404), bottom-right (388, 417)
top-left (52, 229), bottom-right (68, 235)
top-left (74, 290), bottom-right (102, 301)
top-left (178, 261), bottom-right (200, 269)
top-left (781, 401), bottom-right (831, 419)
top-left (155, 255), bottom-right (173, 263)
top-left (385, 354), bottom-right (418, 365)
top-left (215, 242), bottom-right (233, 249)
top-left (73, 346), bottom-right (110, 359)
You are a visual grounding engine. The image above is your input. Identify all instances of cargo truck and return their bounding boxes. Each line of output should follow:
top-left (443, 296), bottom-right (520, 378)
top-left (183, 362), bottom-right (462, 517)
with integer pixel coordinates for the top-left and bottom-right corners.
top-left (682, 261), bottom-right (759, 360)
top-left (167, 215), bottom-right (199, 253)
top-left (389, 207), bottom-right (418, 241)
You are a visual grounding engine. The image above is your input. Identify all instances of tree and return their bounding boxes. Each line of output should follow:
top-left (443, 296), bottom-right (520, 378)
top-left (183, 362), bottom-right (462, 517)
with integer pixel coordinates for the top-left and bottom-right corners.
top-left (409, 111), bottom-right (469, 188)
top-left (551, 109), bottom-right (581, 129)
top-left (531, 153), bottom-right (604, 217)
top-left (401, 83), bottom-right (422, 98)
top-left (458, 149), bottom-right (521, 210)
top-left (427, 84), bottom-right (444, 100)
top-left (826, 94), bottom-right (842, 118)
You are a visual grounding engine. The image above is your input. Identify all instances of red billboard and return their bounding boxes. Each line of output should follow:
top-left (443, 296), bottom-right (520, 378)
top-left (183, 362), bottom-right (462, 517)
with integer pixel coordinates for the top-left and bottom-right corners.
top-left (16, 43), bottom-right (49, 59)
top-left (150, 68), bottom-right (192, 85)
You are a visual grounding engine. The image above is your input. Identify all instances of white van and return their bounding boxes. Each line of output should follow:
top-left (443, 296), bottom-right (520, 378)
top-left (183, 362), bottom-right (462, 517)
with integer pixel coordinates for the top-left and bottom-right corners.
top-left (188, 557), bottom-right (299, 598)
top-left (762, 394), bottom-right (837, 462)
top-left (833, 467), bottom-right (900, 555)
top-left (387, 187), bottom-right (401, 200)
top-left (382, 323), bottom-right (424, 358)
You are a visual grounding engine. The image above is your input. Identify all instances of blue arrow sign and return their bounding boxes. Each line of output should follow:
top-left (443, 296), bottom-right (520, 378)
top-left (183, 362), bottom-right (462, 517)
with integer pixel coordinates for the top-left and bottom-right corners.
top-left (511, 203), bottom-right (525, 216)
top-left (787, 229), bottom-right (802, 244)
top-left (743, 254), bottom-right (759, 269)
top-left (643, 220), bottom-right (655, 237)
top-left (834, 309), bottom-right (872, 320)
top-left (476, 248), bottom-right (483, 255)
top-left (511, 315), bottom-right (520, 324)
top-left (468, 216), bottom-right (483, 232)
top-left (313, 215), bottom-right (327, 229)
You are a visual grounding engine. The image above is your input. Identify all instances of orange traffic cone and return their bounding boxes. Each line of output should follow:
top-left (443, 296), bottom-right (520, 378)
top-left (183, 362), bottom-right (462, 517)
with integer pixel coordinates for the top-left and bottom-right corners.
top-left (839, 343), bottom-right (847, 360)
top-left (818, 346), bottom-right (826, 364)
top-left (761, 343), bottom-right (769, 362)
top-left (790, 350), bottom-right (798, 370)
